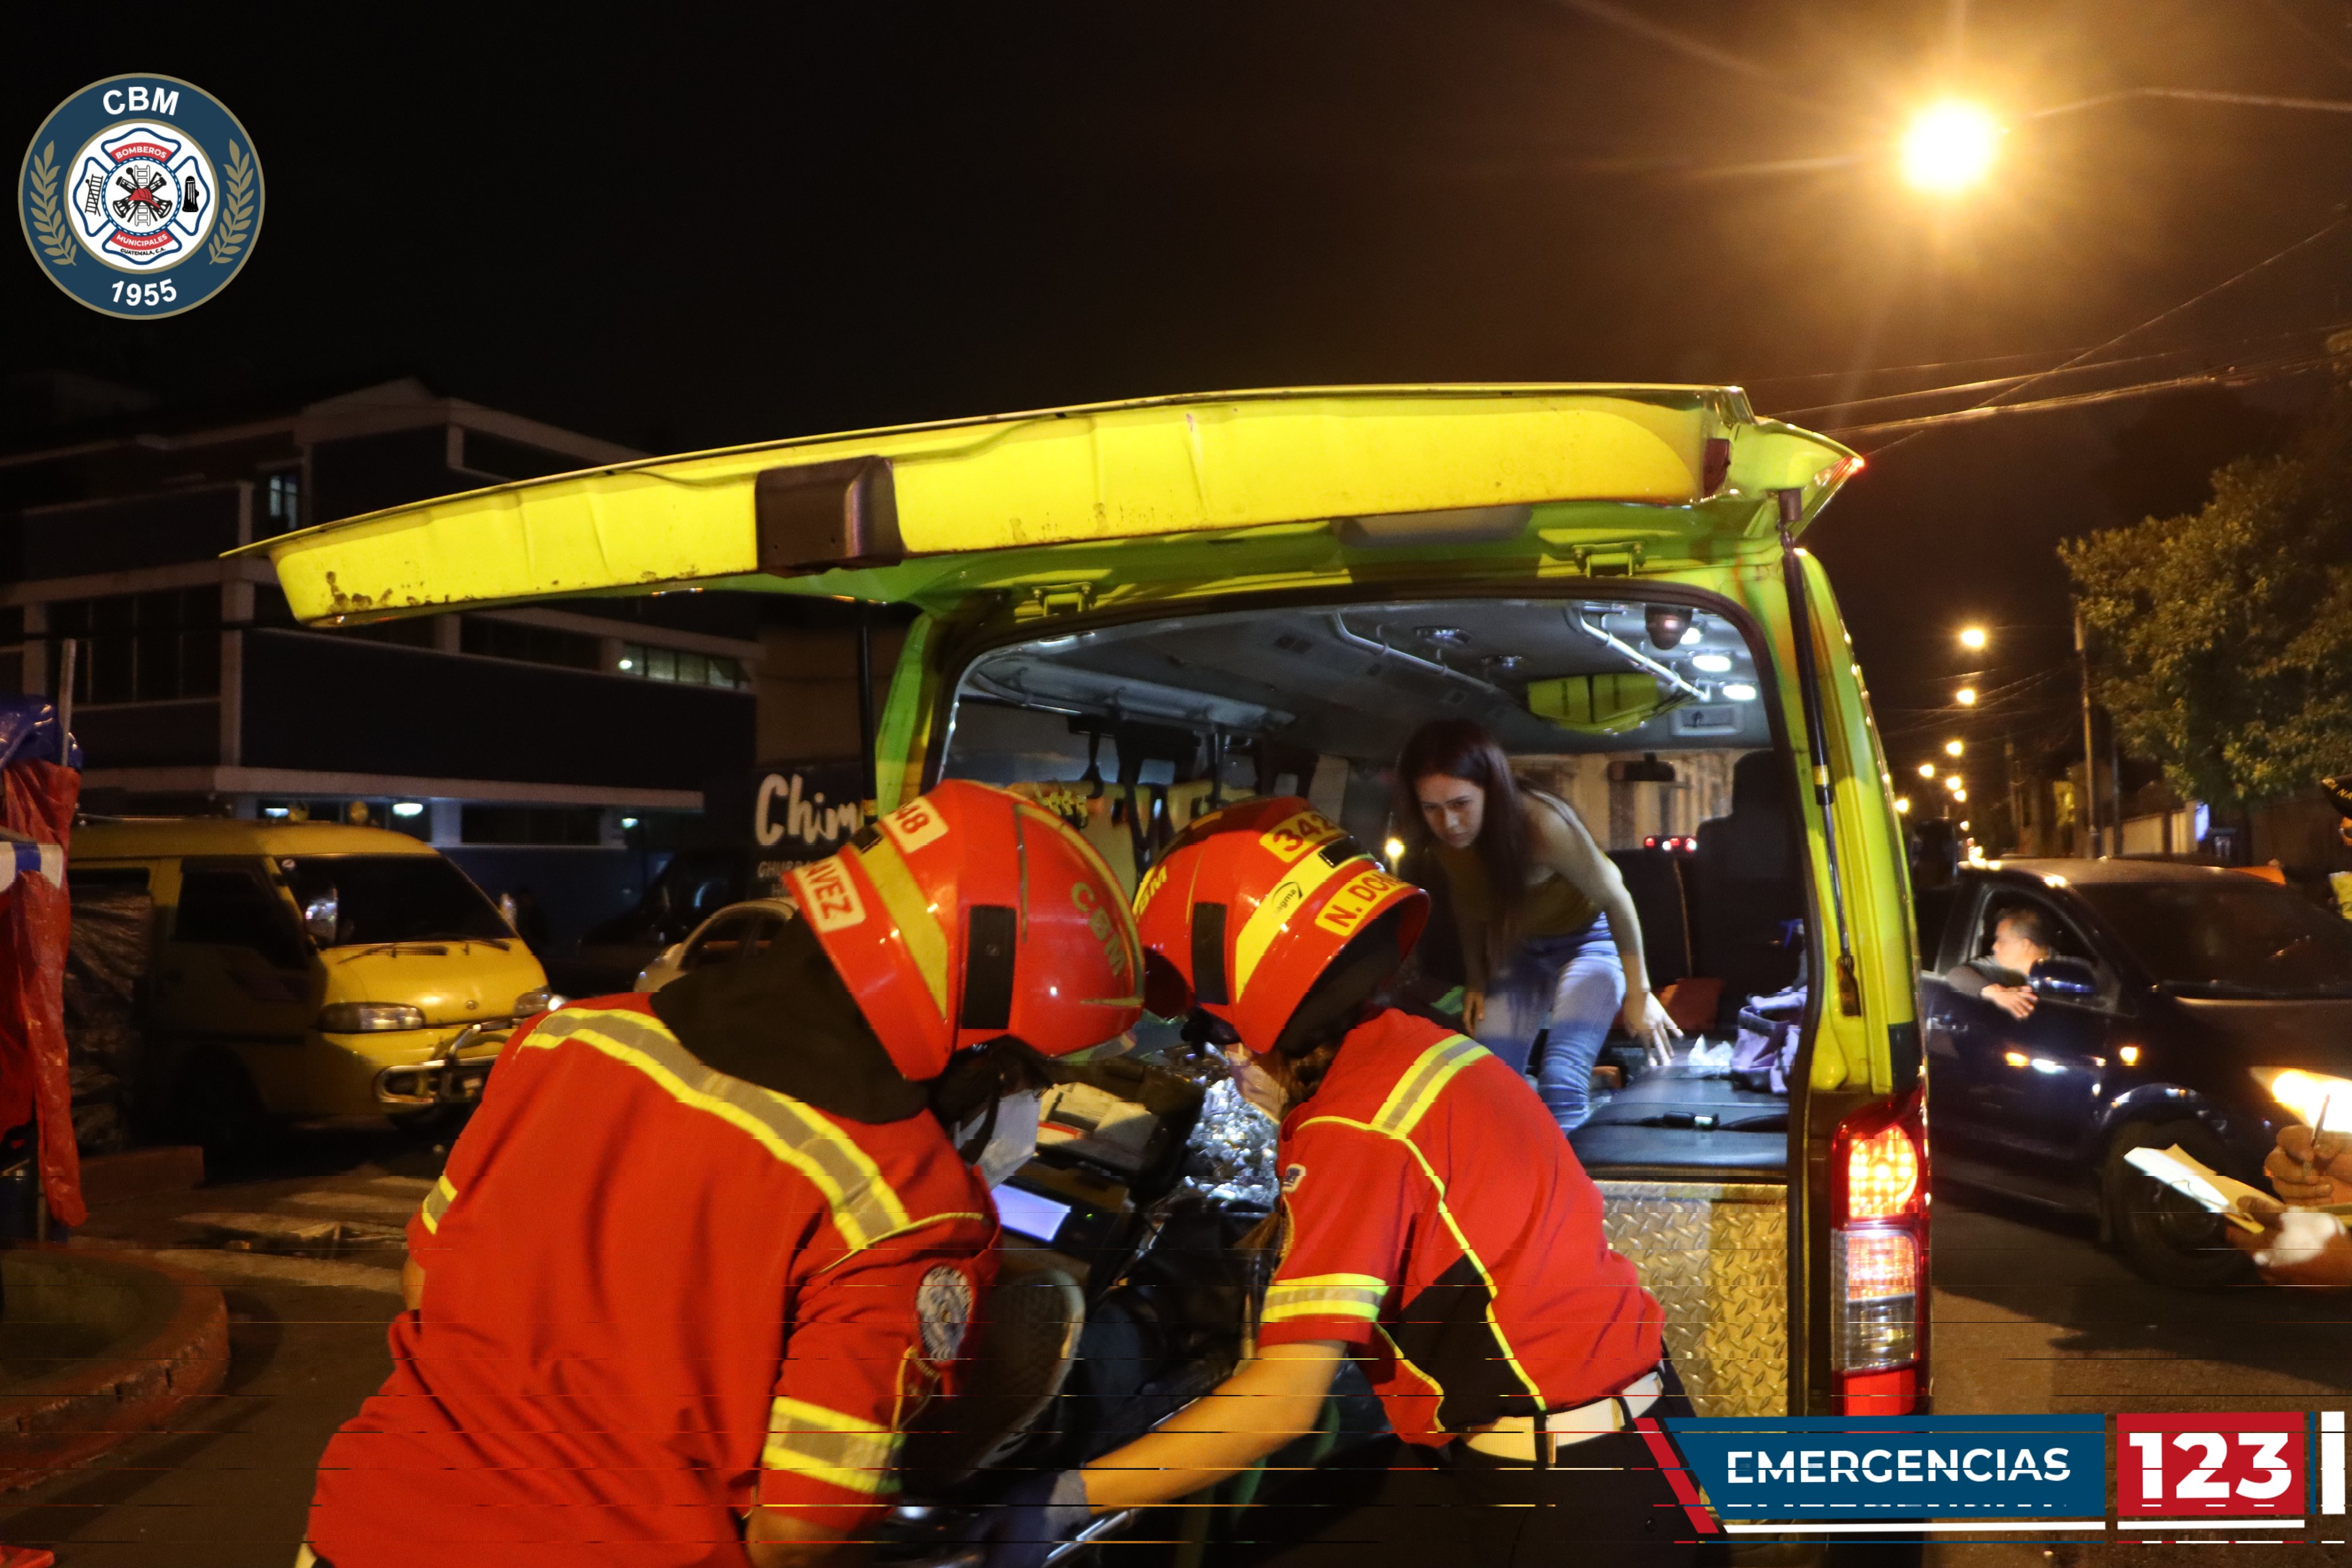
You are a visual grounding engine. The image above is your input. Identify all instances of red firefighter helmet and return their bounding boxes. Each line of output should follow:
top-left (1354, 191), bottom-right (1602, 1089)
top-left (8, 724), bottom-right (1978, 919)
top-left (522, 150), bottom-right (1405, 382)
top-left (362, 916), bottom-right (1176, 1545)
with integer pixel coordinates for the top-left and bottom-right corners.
top-left (1132, 796), bottom-right (1428, 1055)
top-left (785, 780), bottom-right (1143, 1081)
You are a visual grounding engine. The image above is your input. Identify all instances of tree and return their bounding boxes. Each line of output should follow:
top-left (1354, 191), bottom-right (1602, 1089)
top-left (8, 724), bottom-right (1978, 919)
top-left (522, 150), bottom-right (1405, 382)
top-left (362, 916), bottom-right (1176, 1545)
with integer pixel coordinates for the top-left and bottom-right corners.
top-left (2060, 390), bottom-right (2352, 808)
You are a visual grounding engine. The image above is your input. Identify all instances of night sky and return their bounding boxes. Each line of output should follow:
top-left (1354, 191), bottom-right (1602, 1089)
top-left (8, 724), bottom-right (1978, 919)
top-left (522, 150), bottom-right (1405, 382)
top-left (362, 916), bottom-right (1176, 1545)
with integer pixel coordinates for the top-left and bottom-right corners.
top-left (12, 1), bottom-right (2352, 777)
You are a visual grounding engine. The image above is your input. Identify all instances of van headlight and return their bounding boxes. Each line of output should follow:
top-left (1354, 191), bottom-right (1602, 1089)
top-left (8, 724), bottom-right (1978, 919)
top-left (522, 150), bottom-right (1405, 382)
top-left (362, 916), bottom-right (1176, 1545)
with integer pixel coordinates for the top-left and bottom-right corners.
top-left (2251, 1067), bottom-right (2352, 1126)
top-left (513, 988), bottom-right (564, 1017)
top-left (320, 1002), bottom-right (428, 1033)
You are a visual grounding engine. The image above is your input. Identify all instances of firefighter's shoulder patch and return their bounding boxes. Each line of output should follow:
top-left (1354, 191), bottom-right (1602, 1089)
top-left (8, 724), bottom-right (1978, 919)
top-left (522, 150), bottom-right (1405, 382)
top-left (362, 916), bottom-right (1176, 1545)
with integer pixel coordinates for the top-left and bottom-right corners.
top-left (915, 1264), bottom-right (974, 1365)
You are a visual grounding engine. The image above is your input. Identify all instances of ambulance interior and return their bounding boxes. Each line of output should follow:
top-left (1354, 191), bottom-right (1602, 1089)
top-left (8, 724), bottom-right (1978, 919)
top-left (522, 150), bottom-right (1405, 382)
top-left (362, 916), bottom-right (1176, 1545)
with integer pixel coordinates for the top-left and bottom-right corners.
top-left (940, 595), bottom-right (1810, 1178)
top-left (887, 597), bottom-right (1812, 1508)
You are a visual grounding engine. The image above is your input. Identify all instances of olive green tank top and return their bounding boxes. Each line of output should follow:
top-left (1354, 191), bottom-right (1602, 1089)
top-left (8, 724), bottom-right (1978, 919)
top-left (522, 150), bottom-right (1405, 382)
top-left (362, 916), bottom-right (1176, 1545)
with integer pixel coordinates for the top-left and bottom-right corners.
top-left (1432, 790), bottom-right (1603, 941)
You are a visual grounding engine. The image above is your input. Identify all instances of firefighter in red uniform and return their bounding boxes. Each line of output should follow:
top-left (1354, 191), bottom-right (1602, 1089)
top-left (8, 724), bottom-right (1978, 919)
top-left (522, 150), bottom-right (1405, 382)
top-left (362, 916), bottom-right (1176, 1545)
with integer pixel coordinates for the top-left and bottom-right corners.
top-left (304, 781), bottom-right (1143, 1568)
top-left (982, 796), bottom-right (1699, 1567)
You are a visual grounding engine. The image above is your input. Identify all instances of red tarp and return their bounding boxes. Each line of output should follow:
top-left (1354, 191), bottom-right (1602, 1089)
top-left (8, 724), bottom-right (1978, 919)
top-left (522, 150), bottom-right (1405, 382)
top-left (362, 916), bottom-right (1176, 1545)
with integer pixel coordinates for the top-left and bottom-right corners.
top-left (0, 762), bottom-right (82, 1228)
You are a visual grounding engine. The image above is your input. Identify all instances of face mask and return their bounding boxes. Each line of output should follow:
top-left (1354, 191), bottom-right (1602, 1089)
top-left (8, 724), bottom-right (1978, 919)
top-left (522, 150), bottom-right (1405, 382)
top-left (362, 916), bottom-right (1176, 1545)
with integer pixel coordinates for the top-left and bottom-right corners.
top-left (970, 1089), bottom-right (1043, 1189)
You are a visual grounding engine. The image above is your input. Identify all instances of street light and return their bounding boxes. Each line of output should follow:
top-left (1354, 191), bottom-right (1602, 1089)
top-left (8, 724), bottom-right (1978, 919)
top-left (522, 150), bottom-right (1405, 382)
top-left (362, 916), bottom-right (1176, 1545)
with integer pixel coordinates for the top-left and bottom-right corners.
top-left (1900, 101), bottom-right (2003, 194)
top-left (1944, 774), bottom-right (1964, 793)
top-left (1917, 761), bottom-right (1936, 779)
top-left (1955, 686), bottom-right (1978, 707)
top-left (1953, 789), bottom-right (1968, 803)
top-left (1959, 626), bottom-right (1989, 652)
top-left (1944, 739), bottom-right (1964, 757)
top-left (1895, 796), bottom-right (1912, 814)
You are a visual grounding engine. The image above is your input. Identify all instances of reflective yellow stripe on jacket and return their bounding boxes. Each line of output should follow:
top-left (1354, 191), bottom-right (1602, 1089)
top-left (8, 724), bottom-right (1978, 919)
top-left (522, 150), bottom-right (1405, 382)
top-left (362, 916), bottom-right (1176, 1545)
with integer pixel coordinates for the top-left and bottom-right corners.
top-left (416, 1174), bottom-right (458, 1233)
top-left (523, 1007), bottom-right (915, 1250)
top-left (1370, 1034), bottom-right (1487, 1138)
top-left (763, 1396), bottom-right (904, 1498)
top-left (1263, 1272), bottom-right (1389, 1323)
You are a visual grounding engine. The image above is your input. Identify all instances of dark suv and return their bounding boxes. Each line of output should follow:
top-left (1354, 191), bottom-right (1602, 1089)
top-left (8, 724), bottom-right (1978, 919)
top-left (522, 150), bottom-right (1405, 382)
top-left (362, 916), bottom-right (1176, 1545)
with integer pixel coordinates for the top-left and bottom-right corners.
top-left (1920, 858), bottom-right (2352, 1286)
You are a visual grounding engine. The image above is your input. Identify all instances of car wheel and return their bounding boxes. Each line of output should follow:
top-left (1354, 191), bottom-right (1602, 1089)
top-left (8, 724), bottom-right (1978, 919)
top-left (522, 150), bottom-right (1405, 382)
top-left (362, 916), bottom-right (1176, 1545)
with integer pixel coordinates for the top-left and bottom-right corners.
top-left (172, 1051), bottom-right (272, 1166)
top-left (2101, 1120), bottom-right (2255, 1289)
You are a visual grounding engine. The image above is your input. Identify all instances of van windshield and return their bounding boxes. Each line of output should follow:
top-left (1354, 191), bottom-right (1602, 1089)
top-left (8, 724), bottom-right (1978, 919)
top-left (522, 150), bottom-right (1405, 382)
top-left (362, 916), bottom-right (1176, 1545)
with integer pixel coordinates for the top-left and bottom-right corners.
top-left (279, 856), bottom-right (511, 947)
top-left (940, 595), bottom-right (1804, 1178)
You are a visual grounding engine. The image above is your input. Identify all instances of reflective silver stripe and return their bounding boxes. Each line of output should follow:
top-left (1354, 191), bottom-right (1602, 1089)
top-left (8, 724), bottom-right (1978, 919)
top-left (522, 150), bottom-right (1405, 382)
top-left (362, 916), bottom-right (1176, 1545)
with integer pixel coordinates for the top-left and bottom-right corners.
top-left (762, 1396), bottom-right (903, 1497)
top-left (1263, 1273), bottom-right (1387, 1322)
top-left (1371, 1034), bottom-right (1487, 1137)
top-left (418, 1174), bottom-right (458, 1233)
top-left (524, 1008), bottom-right (910, 1250)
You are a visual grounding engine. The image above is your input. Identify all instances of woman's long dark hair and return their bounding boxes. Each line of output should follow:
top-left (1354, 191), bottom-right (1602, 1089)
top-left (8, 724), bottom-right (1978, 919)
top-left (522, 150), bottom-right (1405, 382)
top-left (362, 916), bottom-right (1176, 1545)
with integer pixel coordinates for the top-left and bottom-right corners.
top-left (1395, 718), bottom-right (1529, 967)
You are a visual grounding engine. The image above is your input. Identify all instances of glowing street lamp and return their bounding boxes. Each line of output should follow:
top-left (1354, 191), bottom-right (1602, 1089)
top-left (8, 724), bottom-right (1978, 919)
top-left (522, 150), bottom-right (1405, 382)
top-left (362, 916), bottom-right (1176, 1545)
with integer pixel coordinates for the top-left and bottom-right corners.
top-left (1944, 739), bottom-right (1964, 758)
top-left (1944, 774), bottom-right (1964, 793)
top-left (1955, 687), bottom-right (1978, 707)
top-left (1900, 101), bottom-right (2003, 194)
top-left (1959, 626), bottom-right (1989, 652)
top-left (1895, 796), bottom-right (1912, 814)
top-left (1917, 762), bottom-right (1937, 779)
top-left (1953, 789), bottom-right (1968, 803)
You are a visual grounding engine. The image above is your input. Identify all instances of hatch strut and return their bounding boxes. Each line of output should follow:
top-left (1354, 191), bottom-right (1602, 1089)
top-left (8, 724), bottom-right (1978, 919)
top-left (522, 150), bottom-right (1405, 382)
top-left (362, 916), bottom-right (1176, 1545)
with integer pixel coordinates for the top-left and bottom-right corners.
top-left (856, 606), bottom-right (879, 817)
top-left (1776, 489), bottom-right (1860, 1017)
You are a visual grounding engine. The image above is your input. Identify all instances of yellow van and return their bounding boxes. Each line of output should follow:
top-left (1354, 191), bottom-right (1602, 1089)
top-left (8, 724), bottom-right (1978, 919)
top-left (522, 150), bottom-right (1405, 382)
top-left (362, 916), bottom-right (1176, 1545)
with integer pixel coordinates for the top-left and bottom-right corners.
top-left (69, 819), bottom-right (555, 1146)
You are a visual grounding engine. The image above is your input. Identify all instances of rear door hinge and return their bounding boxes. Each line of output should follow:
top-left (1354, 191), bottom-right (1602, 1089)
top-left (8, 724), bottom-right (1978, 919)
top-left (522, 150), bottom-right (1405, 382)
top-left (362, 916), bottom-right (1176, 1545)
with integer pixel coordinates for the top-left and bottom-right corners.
top-left (1014, 583), bottom-right (1098, 622)
top-left (1566, 540), bottom-right (1647, 577)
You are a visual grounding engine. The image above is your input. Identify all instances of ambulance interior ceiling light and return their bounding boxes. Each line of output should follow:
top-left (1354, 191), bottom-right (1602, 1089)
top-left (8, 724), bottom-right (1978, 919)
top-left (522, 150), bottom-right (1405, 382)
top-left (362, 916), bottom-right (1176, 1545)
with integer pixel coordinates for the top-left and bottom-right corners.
top-left (1691, 652), bottom-right (1734, 674)
top-left (1720, 683), bottom-right (1758, 701)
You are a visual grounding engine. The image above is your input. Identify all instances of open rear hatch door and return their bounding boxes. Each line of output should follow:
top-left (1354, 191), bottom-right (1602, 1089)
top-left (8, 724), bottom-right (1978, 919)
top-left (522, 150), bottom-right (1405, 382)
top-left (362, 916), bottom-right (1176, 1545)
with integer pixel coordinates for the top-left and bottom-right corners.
top-left (236, 385), bottom-right (1859, 625)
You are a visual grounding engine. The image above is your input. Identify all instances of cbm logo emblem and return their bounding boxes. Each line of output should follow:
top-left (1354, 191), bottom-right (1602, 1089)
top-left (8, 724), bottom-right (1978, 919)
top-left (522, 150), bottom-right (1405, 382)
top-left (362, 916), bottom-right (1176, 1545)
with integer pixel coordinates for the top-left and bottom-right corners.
top-left (17, 75), bottom-right (262, 318)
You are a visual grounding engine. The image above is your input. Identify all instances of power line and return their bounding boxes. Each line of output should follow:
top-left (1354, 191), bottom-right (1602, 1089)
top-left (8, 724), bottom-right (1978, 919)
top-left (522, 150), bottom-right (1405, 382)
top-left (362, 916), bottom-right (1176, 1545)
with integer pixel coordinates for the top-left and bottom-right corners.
top-left (1825, 350), bottom-right (2338, 439)
top-left (1863, 207), bottom-right (2352, 459)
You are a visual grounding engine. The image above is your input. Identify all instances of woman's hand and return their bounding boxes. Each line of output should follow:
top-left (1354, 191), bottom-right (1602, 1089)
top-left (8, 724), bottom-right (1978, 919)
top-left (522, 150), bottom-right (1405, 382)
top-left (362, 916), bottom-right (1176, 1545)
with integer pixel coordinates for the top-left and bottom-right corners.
top-left (1460, 990), bottom-right (1486, 1036)
top-left (1623, 992), bottom-right (1682, 1066)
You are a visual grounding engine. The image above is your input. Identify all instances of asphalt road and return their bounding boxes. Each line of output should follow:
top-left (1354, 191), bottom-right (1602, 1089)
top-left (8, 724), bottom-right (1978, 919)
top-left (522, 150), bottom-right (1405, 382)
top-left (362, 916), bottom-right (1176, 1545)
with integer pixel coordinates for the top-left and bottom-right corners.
top-left (1, 1141), bottom-right (2347, 1566)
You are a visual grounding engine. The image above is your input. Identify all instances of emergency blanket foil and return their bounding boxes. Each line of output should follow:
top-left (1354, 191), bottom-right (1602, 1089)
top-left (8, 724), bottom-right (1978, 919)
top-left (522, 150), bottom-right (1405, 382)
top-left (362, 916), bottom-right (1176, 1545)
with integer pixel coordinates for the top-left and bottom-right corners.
top-left (1594, 1179), bottom-right (1787, 1418)
top-left (1162, 1053), bottom-right (1278, 1211)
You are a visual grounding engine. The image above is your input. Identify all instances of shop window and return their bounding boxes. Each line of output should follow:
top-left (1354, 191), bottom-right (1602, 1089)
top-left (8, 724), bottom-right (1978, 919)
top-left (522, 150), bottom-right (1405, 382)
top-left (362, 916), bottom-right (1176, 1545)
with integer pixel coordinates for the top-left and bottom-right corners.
top-left (45, 586), bottom-right (221, 706)
top-left (461, 805), bottom-right (604, 846)
top-left (617, 640), bottom-right (750, 690)
top-left (460, 617), bottom-right (602, 672)
top-left (262, 470), bottom-right (301, 535)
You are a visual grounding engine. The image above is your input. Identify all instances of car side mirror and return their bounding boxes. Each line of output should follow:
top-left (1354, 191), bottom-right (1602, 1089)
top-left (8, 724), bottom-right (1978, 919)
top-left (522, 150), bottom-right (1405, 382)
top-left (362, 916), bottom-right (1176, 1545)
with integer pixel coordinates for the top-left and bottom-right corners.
top-left (2030, 956), bottom-right (2099, 1001)
top-left (302, 889), bottom-right (339, 945)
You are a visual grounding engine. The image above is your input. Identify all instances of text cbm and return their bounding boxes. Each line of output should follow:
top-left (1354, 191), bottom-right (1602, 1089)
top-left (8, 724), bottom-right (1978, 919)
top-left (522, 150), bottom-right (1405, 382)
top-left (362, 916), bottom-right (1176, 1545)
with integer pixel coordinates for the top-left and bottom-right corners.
top-left (102, 87), bottom-right (181, 117)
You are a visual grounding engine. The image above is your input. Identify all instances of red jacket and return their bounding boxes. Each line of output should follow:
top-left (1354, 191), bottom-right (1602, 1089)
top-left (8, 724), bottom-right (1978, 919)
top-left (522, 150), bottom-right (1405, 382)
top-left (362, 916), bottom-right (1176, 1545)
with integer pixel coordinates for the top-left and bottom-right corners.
top-left (1255, 1009), bottom-right (1661, 1444)
top-left (308, 998), bottom-right (995, 1566)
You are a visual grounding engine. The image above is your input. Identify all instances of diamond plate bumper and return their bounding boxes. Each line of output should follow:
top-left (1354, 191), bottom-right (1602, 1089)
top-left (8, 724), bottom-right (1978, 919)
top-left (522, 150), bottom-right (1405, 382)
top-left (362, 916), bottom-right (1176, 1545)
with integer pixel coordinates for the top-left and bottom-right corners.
top-left (1595, 1180), bottom-right (1788, 1418)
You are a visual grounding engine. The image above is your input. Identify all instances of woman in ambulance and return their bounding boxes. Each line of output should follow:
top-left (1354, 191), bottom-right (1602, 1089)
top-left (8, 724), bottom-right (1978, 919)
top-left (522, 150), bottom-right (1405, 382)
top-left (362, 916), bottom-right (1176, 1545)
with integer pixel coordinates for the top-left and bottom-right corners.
top-left (981, 797), bottom-right (1700, 1568)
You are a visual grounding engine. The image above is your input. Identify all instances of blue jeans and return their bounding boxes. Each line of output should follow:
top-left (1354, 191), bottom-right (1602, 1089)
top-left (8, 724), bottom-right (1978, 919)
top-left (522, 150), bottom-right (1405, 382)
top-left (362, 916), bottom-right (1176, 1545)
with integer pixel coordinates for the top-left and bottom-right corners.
top-left (1476, 917), bottom-right (1624, 1133)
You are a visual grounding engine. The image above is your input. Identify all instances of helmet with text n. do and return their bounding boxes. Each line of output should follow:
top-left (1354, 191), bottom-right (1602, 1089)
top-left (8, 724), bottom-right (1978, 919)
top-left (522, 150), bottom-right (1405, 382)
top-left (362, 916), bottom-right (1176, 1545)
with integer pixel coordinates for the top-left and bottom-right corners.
top-left (1132, 796), bottom-right (1428, 1056)
top-left (785, 780), bottom-right (1143, 1081)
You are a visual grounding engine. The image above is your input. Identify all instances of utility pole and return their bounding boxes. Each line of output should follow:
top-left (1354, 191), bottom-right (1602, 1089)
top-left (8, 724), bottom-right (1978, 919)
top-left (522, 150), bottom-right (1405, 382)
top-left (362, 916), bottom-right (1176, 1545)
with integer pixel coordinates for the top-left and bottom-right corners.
top-left (2074, 609), bottom-right (2099, 857)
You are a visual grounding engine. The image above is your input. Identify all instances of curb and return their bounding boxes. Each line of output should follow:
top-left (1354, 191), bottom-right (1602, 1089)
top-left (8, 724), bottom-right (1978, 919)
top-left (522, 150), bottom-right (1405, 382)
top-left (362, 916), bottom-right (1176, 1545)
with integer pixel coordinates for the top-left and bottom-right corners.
top-left (0, 1248), bottom-right (230, 1492)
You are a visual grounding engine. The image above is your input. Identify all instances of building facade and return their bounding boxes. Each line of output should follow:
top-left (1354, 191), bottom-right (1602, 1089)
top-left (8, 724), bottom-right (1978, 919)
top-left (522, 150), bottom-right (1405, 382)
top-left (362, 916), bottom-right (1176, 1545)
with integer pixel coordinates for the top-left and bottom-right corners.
top-left (0, 374), bottom-right (759, 961)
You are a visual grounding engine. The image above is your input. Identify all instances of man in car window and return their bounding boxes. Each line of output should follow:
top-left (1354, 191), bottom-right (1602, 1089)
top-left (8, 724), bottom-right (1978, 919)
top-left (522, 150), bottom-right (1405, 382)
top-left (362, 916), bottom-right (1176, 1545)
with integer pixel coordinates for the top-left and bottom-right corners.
top-left (1943, 905), bottom-right (2055, 1020)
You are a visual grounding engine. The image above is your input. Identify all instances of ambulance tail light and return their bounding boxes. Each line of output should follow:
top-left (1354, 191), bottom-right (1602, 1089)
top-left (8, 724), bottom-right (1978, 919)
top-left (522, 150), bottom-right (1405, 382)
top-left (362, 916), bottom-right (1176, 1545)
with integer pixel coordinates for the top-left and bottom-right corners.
top-left (1829, 1091), bottom-right (1928, 1415)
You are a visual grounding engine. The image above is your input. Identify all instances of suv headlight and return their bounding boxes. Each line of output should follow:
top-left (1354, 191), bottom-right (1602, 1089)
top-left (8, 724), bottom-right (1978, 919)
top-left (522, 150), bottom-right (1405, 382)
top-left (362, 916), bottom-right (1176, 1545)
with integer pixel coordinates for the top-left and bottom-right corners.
top-left (2252, 1067), bottom-right (2352, 1126)
top-left (320, 1002), bottom-right (428, 1033)
top-left (513, 988), bottom-right (564, 1017)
